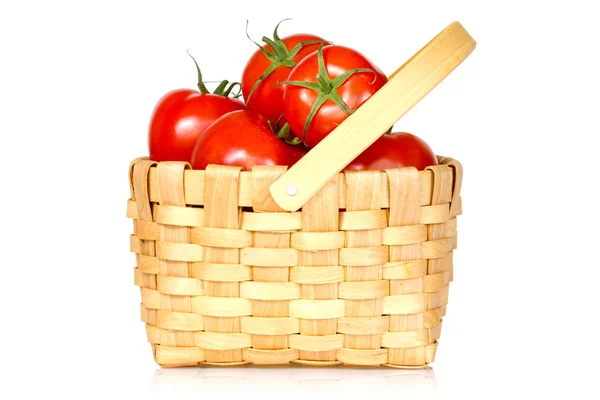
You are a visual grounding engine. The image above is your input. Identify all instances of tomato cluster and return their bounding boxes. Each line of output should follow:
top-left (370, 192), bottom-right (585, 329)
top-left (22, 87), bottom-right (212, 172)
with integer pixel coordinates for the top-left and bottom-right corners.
top-left (148, 20), bottom-right (438, 172)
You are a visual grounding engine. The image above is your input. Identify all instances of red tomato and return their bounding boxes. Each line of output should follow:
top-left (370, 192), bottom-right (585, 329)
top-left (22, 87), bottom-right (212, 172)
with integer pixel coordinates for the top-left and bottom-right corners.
top-left (242, 21), bottom-right (326, 124)
top-left (282, 45), bottom-right (388, 148)
top-left (148, 88), bottom-right (245, 162)
top-left (190, 110), bottom-right (308, 171)
top-left (344, 132), bottom-right (438, 171)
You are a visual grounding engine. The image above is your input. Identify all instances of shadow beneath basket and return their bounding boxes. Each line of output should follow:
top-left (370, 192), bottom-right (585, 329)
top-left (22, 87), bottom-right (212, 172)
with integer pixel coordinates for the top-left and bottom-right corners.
top-left (150, 364), bottom-right (439, 393)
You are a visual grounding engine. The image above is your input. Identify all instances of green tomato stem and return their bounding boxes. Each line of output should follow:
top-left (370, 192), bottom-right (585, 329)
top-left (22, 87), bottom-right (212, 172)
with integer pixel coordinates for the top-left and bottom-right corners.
top-left (187, 49), bottom-right (240, 98)
top-left (187, 49), bottom-right (210, 94)
top-left (276, 121), bottom-right (291, 139)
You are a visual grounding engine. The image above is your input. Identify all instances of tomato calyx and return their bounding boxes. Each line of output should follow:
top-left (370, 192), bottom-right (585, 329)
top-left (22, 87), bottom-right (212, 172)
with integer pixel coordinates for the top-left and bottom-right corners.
top-left (267, 118), bottom-right (303, 146)
top-left (187, 49), bottom-right (242, 98)
top-left (277, 43), bottom-right (378, 143)
top-left (276, 122), bottom-right (302, 145)
top-left (244, 19), bottom-right (329, 105)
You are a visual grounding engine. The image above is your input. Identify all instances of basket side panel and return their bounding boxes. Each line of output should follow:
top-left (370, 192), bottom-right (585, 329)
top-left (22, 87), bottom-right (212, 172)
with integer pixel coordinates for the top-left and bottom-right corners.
top-left (130, 158), bottom-right (461, 368)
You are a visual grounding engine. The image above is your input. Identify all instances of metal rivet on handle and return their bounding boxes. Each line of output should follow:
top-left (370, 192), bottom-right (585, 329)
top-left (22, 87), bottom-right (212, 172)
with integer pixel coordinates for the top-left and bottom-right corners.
top-left (286, 185), bottom-right (298, 197)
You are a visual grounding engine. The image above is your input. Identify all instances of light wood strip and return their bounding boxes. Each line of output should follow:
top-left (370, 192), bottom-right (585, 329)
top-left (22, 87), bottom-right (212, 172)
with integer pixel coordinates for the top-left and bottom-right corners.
top-left (383, 294), bottom-right (428, 315)
top-left (194, 332), bottom-right (252, 350)
top-left (290, 266), bottom-right (344, 284)
top-left (291, 231), bottom-right (345, 250)
top-left (289, 334), bottom-right (344, 351)
top-left (157, 275), bottom-right (204, 296)
top-left (201, 165), bottom-right (244, 363)
top-left (155, 346), bottom-right (205, 365)
top-left (242, 348), bottom-right (299, 364)
top-left (240, 212), bottom-right (302, 231)
top-left (337, 316), bottom-right (390, 335)
top-left (382, 330), bottom-right (429, 348)
top-left (190, 227), bottom-right (252, 248)
top-left (191, 296), bottom-right (252, 317)
top-left (338, 281), bottom-right (389, 300)
top-left (289, 299), bottom-right (345, 319)
top-left (190, 262), bottom-right (252, 282)
top-left (383, 260), bottom-right (428, 280)
top-left (241, 248), bottom-right (298, 267)
top-left (157, 310), bottom-right (204, 331)
top-left (240, 317), bottom-right (300, 335)
top-left (240, 282), bottom-right (300, 300)
top-left (155, 205), bottom-right (204, 227)
top-left (337, 348), bottom-right (388, 365)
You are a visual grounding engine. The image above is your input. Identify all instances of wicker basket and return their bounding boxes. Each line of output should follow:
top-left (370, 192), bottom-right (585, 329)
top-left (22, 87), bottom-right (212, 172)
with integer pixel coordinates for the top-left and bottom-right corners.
top-left (127, 21), bottom-right (475, 368)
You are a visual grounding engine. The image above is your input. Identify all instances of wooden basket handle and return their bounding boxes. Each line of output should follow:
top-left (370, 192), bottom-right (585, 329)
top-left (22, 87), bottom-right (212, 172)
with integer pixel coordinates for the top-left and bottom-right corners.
top-left (269, 21), bottom-right (476, 212)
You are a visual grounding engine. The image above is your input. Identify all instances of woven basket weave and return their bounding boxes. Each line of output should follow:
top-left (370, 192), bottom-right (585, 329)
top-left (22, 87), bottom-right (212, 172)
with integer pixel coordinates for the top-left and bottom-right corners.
top-left (127, 156), bottom-right (462, 368)
top-left (127, 20), bottom-right (474, 368)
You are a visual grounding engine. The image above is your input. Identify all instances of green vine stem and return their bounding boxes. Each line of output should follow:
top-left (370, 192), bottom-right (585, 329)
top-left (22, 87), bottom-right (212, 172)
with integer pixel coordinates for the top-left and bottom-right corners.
top-left (187, 49), bottom-right (242, 98)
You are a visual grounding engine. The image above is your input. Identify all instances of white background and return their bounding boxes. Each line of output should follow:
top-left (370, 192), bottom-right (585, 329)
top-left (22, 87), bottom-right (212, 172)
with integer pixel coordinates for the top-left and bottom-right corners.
top-left (1, 0), bottom-right (599, 398)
